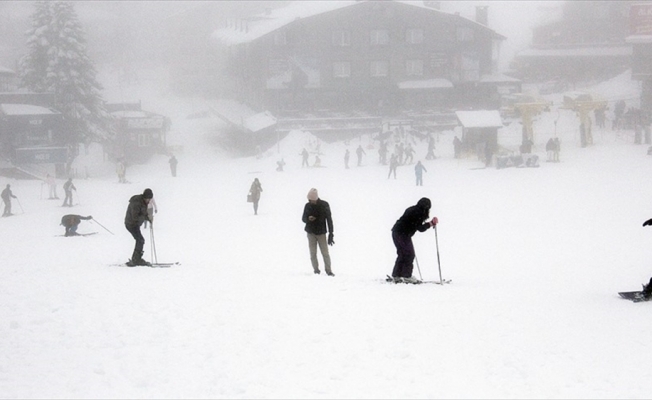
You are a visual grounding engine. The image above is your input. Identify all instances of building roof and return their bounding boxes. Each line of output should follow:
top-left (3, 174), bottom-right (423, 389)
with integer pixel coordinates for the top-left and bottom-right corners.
top-left (517, 46), bottom-right (632, 58)
top-left (398, 78), bottom-right (453, 89)
top-left (209, 99), bottom-right (277, 133)
top-left (213, 0), bottom-right (505, 46)
top-left (0, 104), bottom-right (60, 116)
top-left (455, 110), bottom-right (503, 129)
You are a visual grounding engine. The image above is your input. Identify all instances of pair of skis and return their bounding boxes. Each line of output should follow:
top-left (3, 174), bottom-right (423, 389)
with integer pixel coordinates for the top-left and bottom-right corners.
top-left (114, 261), bottom-right (180, 268)
top-left (385, 275), bottom-right (451, 285)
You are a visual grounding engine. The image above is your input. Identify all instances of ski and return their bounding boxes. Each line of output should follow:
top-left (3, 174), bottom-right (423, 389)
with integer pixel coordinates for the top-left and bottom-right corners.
top-left (112, 261), bottom-right (179, 268)
top-left (385, 275), bottom-right (451, 285)
top-left (57, 232), bottom-right (98, 237)
top-left (619, 291), bottom-right (651, 303)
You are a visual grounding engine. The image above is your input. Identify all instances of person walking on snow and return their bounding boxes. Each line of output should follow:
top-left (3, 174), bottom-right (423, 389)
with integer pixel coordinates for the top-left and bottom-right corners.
top-left (60, 214), bottom-right (92, 236)
top-left (116, 159), bottom-right (127, 183)
top-left (356, 145), bottom-right (366, 166)
top-left (45, 174), bottom-right (58, 199)
top-left (302, 188), bottom-right (335, 276)
top-left (414, 160), bottom-right (427, 186)
top-left (124, 188), bottom-right (154, 266)
top-left (301, 148), bottom-right (310, 168)
top-left (388, 154), bottom-right (398, 179)
top-left (169, 155), bottom-right (178, 177)
top-left (1, 184), bottom-right (17, 216)
top-left (390, 197), bottom-right (438, 283)
top-left (248, 178), bottom-right (263, 215)
top-left (62, 178), bottom-right (76, 207)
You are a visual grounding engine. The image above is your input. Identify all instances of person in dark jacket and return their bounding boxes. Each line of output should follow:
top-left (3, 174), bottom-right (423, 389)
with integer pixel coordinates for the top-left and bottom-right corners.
top-left (391, 197), bottom-right (438, 283)
top-left (124, 188), bottom-right (153, 266)
top-left (61, 214), bottom-right (92, 236)
top-left (302, 188), bottom-right (335, 276)
top-left (248, 178), bottom-right (263, 215)
top-left (62, 178), bottom-right (76, 207)
top-left (1, 184), bottom-right (17, 216)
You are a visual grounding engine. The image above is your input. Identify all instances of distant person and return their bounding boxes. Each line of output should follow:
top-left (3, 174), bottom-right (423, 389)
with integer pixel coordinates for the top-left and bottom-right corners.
top-left (60, 214), bottom-right (92, 236)
top-left (301, 148), bottom-right (310, 168)
top-left (302, 188), bottom-right (335, 276)
top-left (314, 154), bottom-right (322, 167)
top-left (404, 144), bottom-right (415, 164)
top-left (45, 174), bottom-right (58, 199)
top-left (116, 159), bottom-right (127, 183)
top-left (414, 161), bottom-right (427, 186)
top-left (276, 158), bottom-right (286, 172)
top-left (124, 188), bottom-right (154, 266)
top-left (390, 197), bottom-right (438, 283)
top-left (426, 136), bottom-right (436, 160)
top-left (248, 178), bottom-right (263, 215)
top-left (169, 155), bottom-right (178, 177)
top-left (344, 149), bottom-right (350, 169)
top-left (1, 184), bottom-right (17, 216)
top-left (388, 154), bottom-right (398, 179)
top-left (553, 138), bottom-right (561, 162)
top-left (453, 136), bottom-right (462, 158)
top-left (356, 145), bottom-right (366, 166)
top-left (546, 138), bottom-right (555, 162)
top-left (62, 178), bottom-right (76, 207)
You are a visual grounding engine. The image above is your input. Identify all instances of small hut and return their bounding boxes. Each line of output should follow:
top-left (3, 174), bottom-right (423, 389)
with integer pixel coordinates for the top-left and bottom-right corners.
top-left (455, 110), bottom-right (503, 157)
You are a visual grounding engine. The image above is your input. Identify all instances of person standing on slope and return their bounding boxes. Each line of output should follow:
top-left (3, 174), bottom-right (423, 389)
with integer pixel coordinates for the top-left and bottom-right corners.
top-left (390, 197), bottom-right (438, 283)
top-left (124, 188), bottom-right (154, 266)
top-left (302, 188), bottom-right (335, 276)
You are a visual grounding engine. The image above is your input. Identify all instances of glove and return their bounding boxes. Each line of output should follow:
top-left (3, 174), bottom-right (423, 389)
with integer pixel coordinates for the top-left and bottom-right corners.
top-left (328, 232), bottom-right (335, 246)
top-left (430, 217), bottom-right (439, 227)
top-left (644, 219), bottom-right (652, 227)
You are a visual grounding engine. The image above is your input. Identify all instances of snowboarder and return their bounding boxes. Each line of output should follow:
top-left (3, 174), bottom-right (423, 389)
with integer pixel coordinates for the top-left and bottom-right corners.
top-left (356, 145), bottom-right (366, 166)
top-left (45, 174), bottom-right (58, 199)
top-left (169, 155), bottom-right (178, 177)
top-left (248, 178), bottom-right (263, 215)
top-left (62, 178), bottom-right (76, 207)
top-left (1, 184), bottom-right (17, 216)
top-left (414, 161), bottom-right (427, 186)
top-left (60, 214), bottom-right (92, 236)
top-left (390, 197), bottom-right (438, 283)
top-left (124, 188), bottom-right (154, 266)
top-left (302, 188), bottom-right (334, 276)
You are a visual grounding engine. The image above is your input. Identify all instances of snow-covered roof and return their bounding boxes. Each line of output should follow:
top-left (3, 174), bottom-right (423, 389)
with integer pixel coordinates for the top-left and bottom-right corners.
top-left (626, 35), bottom-right (652, 44)
top-left (455, 110), bottom-right (503, 129)
top-left (110, 110), bottom-right (149, 118)
top-left (398, 78), bottom-right (453, 89)
top-left (0, 103), bottom-right (59, 116)
top-left (0, 65), bottom-right (15, 75)
top-left (208, 99), bottom-right (276, 133)
top-left (213, 0), bottom-right (504, 46)
top-left (517, 46), bottom-right (632, 58)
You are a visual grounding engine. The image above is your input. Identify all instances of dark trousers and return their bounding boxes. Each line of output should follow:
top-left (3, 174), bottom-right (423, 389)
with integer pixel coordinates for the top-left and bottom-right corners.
top-left (392, 231), bottom-right (415, 278)
top-left (62, 191), bottom-right (73, 206)
top-left (2, 200), bottom-right (10, 216)
top-left (126, 224), bottom-right (145, 260)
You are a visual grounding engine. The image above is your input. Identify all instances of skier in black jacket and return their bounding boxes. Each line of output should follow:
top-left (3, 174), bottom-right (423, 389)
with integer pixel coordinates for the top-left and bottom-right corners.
top-left (124, 188), bottom-right (153, 266)
top-left (302, 188), bottom-right (335, 276)
top-left (391, 197), bottom-right (438, 283)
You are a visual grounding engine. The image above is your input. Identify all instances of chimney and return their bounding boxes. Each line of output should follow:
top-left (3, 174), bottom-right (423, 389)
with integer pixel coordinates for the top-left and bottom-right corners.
top-left (475, 5), bottom-right (488, 26)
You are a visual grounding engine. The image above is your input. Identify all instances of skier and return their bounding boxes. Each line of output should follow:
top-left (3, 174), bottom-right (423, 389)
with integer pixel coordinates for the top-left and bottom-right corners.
top-left (45, 174), bottom-right (58, 199)
top-left (62, 178), bottom-right (76, 207)
top-left (301, 148), bottom-right (310, 168)
top-left (248, 178), bottom-right (263, 215)
top-left (169, 155), bottom-right (178, 177)
top-left (414, 161), bottom-right (427, 186)
top-left (344, 149), bottom-right (350, 169)
top-left (124, 188), bottom-right (154, 266)
top-left (641, 217), bottom-right (652, 299)
top-left (388, 153), bottom-right (398, 179)
top-left (356, 145), bottom-right (366, 166)
top-left (302, 188), bottom-right (335, 276)
top-left (1, 184), bottom-right (17, 216)
top-left (390, 197), bottom-right (438, 283)
top-left (60, 214), bottom-right (92, 236)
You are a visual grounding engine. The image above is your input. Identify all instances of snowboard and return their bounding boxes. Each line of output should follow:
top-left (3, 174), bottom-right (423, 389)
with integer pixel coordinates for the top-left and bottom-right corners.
top-left (618, 291), bottom-right (651, 303)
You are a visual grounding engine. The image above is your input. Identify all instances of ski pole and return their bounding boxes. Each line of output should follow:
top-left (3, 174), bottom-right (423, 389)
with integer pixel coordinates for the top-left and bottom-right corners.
top-left (91, 218), bottom-right (114, 235)
top-left (150, 224), bottom-right (158, 264)
top-left (414, 253), bottom-right (423, 281)
top-left (434, 225), bottom-right (443, 283)
top-left (16, 198), bottom-right (24, 214)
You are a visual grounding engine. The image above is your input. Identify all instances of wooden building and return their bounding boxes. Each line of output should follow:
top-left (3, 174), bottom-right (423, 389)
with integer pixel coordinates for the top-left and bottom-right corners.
top-left (212, 0), bottom-right (506, 116)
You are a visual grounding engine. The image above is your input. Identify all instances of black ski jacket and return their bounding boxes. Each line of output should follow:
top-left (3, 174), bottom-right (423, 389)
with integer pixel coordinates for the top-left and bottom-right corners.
top-left (124, 194), bottom-right (149, 227)
top-left (392, 198), bottom-right (431, 237)
top-left (302, 199), bottom-right (333, 235)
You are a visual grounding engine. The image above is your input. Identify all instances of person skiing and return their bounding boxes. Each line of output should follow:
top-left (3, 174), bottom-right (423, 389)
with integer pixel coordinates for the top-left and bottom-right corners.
top-left (301, 148), bottom-right (310, 168)
top-left (1, 184), bottom-right (17, 216)
top-left (169, 155), bottom-right (178, 177)
top-left (414, 161), bottom-right (427, 186)
top-left (390, 197), bottom-right (438, 283)
top-left (302, 188), bottom-right (335, 276)
top-left (62, 178), bottom-right (76, 207)
top-left (60, 214), bottom-right (92, 236)
top-left (248, 178), bottom-right (263, 215)
top-left (388, 153), bottom-right (398, 179)
top-left (124, 188), bottom-right (154, 266)
top-left (45, 174), bottom-right (58, 199)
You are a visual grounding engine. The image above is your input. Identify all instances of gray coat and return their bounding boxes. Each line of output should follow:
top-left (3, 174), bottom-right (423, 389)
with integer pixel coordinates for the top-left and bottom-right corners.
top-left (124, 194), bottom-right (149, 227)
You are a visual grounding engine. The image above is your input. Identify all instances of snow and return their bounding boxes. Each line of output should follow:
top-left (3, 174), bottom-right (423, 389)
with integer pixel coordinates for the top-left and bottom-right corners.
top-left (0, 103), bottom-right (60, 116)
top-left (2, 69), bottom-right (652, 398)
top-left (517, 46), bottom-right (632, 58)
top-left (456, 110), bottom-right (503, 128)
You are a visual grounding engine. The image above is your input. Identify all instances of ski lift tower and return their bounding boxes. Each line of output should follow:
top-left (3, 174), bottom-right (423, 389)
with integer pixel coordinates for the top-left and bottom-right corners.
top-left (514, 98), bottom-right (552, 145)
top-left (560, 92), bottom-right (607, 147)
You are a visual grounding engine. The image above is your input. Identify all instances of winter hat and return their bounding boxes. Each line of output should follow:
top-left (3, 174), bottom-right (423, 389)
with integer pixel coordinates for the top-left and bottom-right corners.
top-left (417, 197), bottom-right (431, 210)
top-left (143, 188), bottom-right (153, 199)
top-left (307, 188), bottom-right (319, 201)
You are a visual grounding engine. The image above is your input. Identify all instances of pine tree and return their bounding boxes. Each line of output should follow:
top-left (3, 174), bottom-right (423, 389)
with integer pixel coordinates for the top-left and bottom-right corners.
top-left (19, 1), bottom-right (111, 144)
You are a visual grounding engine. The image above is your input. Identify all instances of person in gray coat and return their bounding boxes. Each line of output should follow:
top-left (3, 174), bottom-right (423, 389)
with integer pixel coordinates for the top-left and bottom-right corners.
top-left (124, 188), bottom-right (153, 266)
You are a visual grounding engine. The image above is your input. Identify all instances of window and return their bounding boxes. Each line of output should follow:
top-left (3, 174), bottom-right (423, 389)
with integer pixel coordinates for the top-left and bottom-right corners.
top-left (333, 62), bottom-right (351, 78)
top-left (370, 60), bottom-right (389, 77)
top-left (406, 59), bottom-right (424, 76)
top-left (456, 27), bottom-right (474, 42)
top-left (274, 31), bottom-right (287, 46)
top-left (138, 133), bottom-right (151, 147)
top-left (406, 29), bottom-right (424, 44)
top-left (332, 30), bottom-right (351, 46)
top-left (370, 29), bottom-right (389, 45)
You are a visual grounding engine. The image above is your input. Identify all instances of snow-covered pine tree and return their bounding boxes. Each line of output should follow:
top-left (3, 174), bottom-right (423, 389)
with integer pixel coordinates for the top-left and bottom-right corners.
top-left (19, 1), bottom-right (112, 145)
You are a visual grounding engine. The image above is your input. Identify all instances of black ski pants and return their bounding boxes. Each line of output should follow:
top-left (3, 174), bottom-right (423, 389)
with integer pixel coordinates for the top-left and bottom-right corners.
top-left (392, 231), bottom-right (415, 278)
top-left (125, 224), bottom-right (145, 260)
